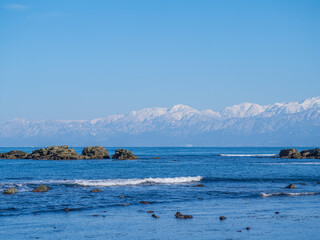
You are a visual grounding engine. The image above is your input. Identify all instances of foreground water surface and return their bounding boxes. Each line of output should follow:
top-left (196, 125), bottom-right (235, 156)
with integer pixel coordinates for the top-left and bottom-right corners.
top-left (1, 147), bottom-right (320, 239)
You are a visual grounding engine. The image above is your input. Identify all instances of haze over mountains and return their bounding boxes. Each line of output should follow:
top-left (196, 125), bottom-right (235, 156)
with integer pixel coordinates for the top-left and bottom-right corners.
top-left (1, 97), bottom-right (320, 147)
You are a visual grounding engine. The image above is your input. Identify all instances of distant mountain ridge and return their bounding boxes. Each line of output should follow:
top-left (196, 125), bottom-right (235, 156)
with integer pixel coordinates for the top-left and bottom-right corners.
top-left (1, 97), bottom-right (320, 147)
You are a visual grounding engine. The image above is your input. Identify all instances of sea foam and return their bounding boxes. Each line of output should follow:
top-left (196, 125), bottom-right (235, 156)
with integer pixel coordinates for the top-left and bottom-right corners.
top-left (220, 154), bottom-right (276, 157)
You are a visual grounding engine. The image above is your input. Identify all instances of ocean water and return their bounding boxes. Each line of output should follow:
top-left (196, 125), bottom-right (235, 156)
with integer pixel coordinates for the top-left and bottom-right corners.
top-left (0, 147), bottom-right (320, 239)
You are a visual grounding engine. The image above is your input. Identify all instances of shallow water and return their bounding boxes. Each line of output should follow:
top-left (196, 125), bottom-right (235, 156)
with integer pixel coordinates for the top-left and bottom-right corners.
top-left (1, 147), bottom-right (319, 239)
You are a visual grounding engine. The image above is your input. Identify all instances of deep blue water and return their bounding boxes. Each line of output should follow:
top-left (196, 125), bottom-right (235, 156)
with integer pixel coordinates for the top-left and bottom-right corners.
top-left (1, 147), bottom-right (320, 239)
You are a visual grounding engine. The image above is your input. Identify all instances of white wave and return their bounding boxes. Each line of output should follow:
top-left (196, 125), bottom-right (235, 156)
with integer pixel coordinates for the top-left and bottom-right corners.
top-left (15, 176), bottom-right (203, 187)
top-left (220, 154), bottom-right (276, 157)
top-left (72, 176), bottom-right (203, 187)
top-left (261, 192), bottom-right (320, 197)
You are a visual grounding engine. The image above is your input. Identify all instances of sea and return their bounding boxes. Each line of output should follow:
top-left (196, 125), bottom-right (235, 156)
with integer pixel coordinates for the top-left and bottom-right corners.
top-left (0, 147), bottom-right (319, 239)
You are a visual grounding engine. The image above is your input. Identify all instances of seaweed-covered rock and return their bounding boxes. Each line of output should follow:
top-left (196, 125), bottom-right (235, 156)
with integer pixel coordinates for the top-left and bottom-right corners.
top-left (81, 146), bottom-right (110, 159)
top-left (300, 148), bottom-right (320, 159)
top-left (112, 148), bottom-right (138, 160)
top-left (0, 150), bottom-right (29, 159)
top-left (279, 149), bottom-right (301, 159)
top-left (3, 187), bottom-right (18, 194)
top-left (90, 189), bottom-right (102, 193)
top-left (32, 185), bottom-right (49, 192)
top-left (27, 146), bottom-right (79, 160)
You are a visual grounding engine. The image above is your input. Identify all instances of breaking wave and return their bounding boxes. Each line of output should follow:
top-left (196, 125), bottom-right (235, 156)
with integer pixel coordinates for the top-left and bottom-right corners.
top-left (261, 192), bottom-right (320, 197)
top-left (1, 176), bottom-right (203, 188)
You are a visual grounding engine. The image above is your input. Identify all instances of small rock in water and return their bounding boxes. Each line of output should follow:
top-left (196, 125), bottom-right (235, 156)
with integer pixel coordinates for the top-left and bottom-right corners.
top-left (140, 201), bottom-right (150, 205)
top-left (152, 214), bottom-right (160, 218)
top-left (147, 211), bottom-right (154, 213)
top-left (112, 148), bottom-right (138, 160)
top-left (64, 208), bottom-right (72, 212)
top-left (285, 184), bottom-right (296, 189)
top-left (102, 215), bottom-right (106, 217)
top-left (32, 185), bottom-right (49, 192)
top-left (246, 227), bottom-right (251, 231)
top-left (175, 212), bottom-right (193, 219)
top-left (90, 189), bottom-right (102, 193)
top-left (3, 187), bottom-right (18, 194)
top-left (152, 157), bottom-right (161, 159)
top-left (92, 215), bottom-right (99, 217)
top-left (119, 195), bottom-right (128, 198)
top-left (316, 182), bottom-right (320, 184)
top-left (194, 184), bottom-right (204, 187)
top-left (219, 216), bottom-right (227, 220)
top-left (237, 230), bottom-right (242, 232)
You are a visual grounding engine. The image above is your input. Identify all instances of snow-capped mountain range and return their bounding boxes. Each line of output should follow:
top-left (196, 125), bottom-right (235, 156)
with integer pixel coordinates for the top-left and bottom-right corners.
top-left (1, 97), bottom-right (320, 146)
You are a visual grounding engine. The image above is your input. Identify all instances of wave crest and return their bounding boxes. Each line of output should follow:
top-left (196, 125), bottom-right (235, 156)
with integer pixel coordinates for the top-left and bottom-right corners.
top-left (261, 192), bottom-right (320, 197)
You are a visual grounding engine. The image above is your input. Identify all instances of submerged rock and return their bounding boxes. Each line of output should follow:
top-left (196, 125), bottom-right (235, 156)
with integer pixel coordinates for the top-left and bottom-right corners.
top-left (81, 146), bottom-right (110, 159)
top-left (175, 212), bottom-right (193, 219)
top-left (140, 201), bottom-right (150, 205)
top-left (0, 150), bottom-right (29, 159)
top-left (32, 185), bottom-right (49, 192)
top-left (279, 149), bottom-right (301, 159)
top-left (152, 214), bottom-right (160, 218)
top-left (27, 146), bottom-right (79, 160)
top-left (3, 187), bottom-right (18, 194)
top-left (285, 184), bottom-right (296, 189)
top-left (112, 149), bottom-right (138, 160)
top-left (90, 189), bottom-right (102, 193)
top-left (219, 216), bottom-right (227, 220)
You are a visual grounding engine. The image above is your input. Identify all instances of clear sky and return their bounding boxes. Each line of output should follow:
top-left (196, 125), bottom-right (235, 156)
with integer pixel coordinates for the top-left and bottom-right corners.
top-left (0, 0), bottom-right (319, 121)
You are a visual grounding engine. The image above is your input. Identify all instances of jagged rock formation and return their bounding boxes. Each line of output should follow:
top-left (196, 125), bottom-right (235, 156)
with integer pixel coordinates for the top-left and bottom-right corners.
top-left (26, 146), bottom-right (79, 160)
top-left (112, 149), bottom-right (138, 160)
top-left (279, 148), bottom-right (320, 159)
top-left (81, 146), bottom-right (110, 159)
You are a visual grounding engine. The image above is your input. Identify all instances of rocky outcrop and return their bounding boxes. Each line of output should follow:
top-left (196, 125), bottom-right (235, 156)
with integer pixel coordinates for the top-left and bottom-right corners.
top-left (3, 187), bottom-right (18, 194)
top-left (32, 185), bottom-right (50, 192)
top-left (27, 146), bottom-right (79, 160)
top-left (0, 150), bottom-right (29, 159)
top-left (300, 148), bottom-right (320, 158)
top-left (279, 148), bottom-right (320, 159)
top-left (279, 149), bottom-right (301, 159)
top-left (112, 149), bottom-right (138, 160)
top-left (81, 146), bottom-right (110, 159)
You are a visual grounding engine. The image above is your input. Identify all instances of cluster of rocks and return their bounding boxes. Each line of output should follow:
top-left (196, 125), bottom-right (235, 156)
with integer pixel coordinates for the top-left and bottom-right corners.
top-left (3, 185), bottom-right (50, 194)
top-left (279, 148), bottom-right (320, 159)
top-left (0, 146), bottom-right (137, 160)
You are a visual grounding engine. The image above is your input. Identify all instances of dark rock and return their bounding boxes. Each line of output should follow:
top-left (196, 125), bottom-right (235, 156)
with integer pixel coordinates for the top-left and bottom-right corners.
top-left (32, 185), bottom-right (49, 192)
top-left (175, 212), bottom-right (193, 219)
top-left (147, 211), bottom-right (154, 213)
top-left (112, 149), bottom-right (138, 160)
top-left (90, 189), bottom-right (102, 193)
top-left (275, 212), bottom-right (280, 214)
top-left (140, 201), bottom-right (150, 205)
top-left (219, 216), bottom-right (227, 220)
top-left (27, 146), bottom-right (79, 160)
top-left (237, 230), bottom-right (242, 232)
top-left (3, 187), bottom-right (18, 194)
top-left (194, 184), bottom-right (204, 187)
top-left (246, 227), bottom-right (251, 231)
top-left (102, 215), bottom-right (106, 217)
top-left (119, 195), bottom-right (128, 198)
top-left (279, 149), bottom-right (301, 159)
top-left (64, 208), bottom-right (72, 212)
top-left (285, 183), bottom-right (296, 189)
top-left (152, 214), bottom-right (160, 218)
top-left (300, 148), bottom-right (320, 159)
top-left (152, 157), bottom-right (160, 159)
top-left (81, 146), bottom-right (110, 159)
top-left (0, 150), bottom-right (29, 159)
top-left (317, 182), bottom-right (320, 184)
top-left (92, 215), bottom-right (99, 217)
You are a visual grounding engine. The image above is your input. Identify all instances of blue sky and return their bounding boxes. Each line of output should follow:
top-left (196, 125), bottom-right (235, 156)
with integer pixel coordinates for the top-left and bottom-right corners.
top-left (0, 0), bottom-right (319, 121)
